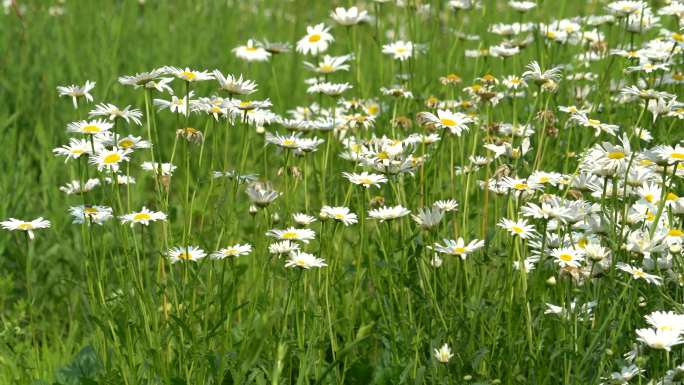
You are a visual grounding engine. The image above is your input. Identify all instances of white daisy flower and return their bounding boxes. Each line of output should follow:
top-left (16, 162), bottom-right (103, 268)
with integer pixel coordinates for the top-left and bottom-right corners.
top-left (211, 244), bottom-right (253, 259)
top-left (119, 207), bottom-right (167, 227)
top-left (167, 246), bottom-right (207, 263)
top-left (57, 80), bottom-right (95, 108)
top-left (284, 251), bottom-right (327, 269)
top-left (1, 217), bottom-right (51, 240)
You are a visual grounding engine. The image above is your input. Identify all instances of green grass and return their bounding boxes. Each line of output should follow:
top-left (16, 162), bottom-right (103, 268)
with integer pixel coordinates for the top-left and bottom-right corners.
top-left (1, 0), bottom-right (684, 384)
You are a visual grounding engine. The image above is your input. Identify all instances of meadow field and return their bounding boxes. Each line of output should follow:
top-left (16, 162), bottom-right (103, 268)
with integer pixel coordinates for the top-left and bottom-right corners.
top-left (2, 0), bottom-right (684, 383)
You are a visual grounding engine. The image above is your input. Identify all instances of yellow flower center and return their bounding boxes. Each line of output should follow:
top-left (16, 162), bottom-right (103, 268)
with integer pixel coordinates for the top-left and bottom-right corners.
top-left (82, 125), bottom-right (101, 133)
top-left (607, 151), bottom-right (625, 159)
top-left (282, 139), bottom-right (297, 146)
top-left (588, 119), bottom-right (601, 126)
top-left (334, 213), bottom-right (345, 219)
top-left (668, 229), bottom-right (683, 237)
top-left (84, 207), bottom-right (99, 214)
top-left (673, 33), bottom-right (684, 42)
top-left (18, 223), bottom-right (33, 230)
top-left (118, 139), bottom-right (135, 148)
top-left (666, 192), bottom-right (679, 201)
top-left (440, 118), bottom-right (456, 126)
top-left (511, 226), bottom-right (524, 234)
top-left (103, 153), bottom-right (122, 164)
top-left (644, 194), bottom-right (655, 203)
top-left (513, 183), bottom-right (528, 190)
top-left (133, 213), bottom-right (151, 221)
top-left (452, 247), bottom-right (467, 254)
top-left (377, 151), bottom-right (390, 160)
top-left (359, 178), bottom-right (373, 185)
top-left (178, 252), bottom-right (192, 260)
top-left (180, 71), bottom-right (196, 80)
top-left (245, 46), bottom-right (258, 52)
top-left (308, 34), bottom-right (321, 43)
top-left (319, 64), bottom-right (335, 73)
top-left (281, 231), bottom-right (298, 239)
top-left (670, 153), bottom-right (684, 160)
top-left (559, 253), bottom-right (573, 262)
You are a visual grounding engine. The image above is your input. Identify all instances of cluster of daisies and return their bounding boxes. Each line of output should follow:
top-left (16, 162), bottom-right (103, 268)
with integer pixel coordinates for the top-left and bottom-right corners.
top-left (3, 0), bottom-right (684, 380)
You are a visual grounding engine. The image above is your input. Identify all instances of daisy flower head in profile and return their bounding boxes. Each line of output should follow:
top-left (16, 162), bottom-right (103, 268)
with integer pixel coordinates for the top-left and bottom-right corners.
top-left (433, 199), bottom-right (459, 212)
top-left (88, 103), bottom-right (143, 125)
top-left (304, 54), bottom-right (353, 74)
top-left (266, 227), bottom-right (317, 243)
top-left (522, 60), bottom-right (562, 86)
top-left (285, 251), bottom-right (327, 269)
top-left (307, 82), bottom-right (353, 97)
top-left (246, 182), bottom-right (281, 208)
top-left (509, 1), bottom-right (536, 12)
top-left (382, 40), bottom-right (414, 61)
top-left (342, 171), bottom-right (388, 188)
top-left (368, 205), bottom-right (411, 222)
top-left (213, 71), bottom-right (258, 95)
top-left (119, 207), bottom-right (167, 227)
top-left (320, 206), bottom-right (358, 226)
top-left (297, 23), bottom-right (334, 55)
top-left (57, 80), bottom-right (95, 108)
top-left (498, 218), bottom-right (537, 239)
top-left (211, 244), bottom-right (252, 260)
top-left (434, 238), bottom-right (485, 259)
top-left (167, 246), bottom-right (207, 263)
top-left (268, 240), bottom-right (301, 256)
top-left (52, 138), bottom-right (94, 162)
top-left (118, 68), bottom-right (165, 88)
top-left (617, 263), bottom-right (662, 285)
top-left (645, 310), bottom-right (684, 334)
top-left (153, 92), bottom-right (195, 116)
top-left (1, 217), bottom-right (51, 240)
top-left (330, 6), bottom-right (370, 26)
top-left (68, 205), bottom-right (113, 226)
top-left (233, 39), bottom-right (271, 62)
top-left (417, 109), bottom-right (474, 136)
top-left (411, 207), bottom-right (444, 230)
top-left (60, 179), bottom-right (101, 195)
top-left (163, 66), bottom-right (214, 82)
top-left (636, 328), bottom-right (683, 351)
top-left (67, 119), bottom-right (113, 135)
top-left (293, 213), bottom-right (317, 227)
top-left (433, 344), bottom-right (453, 363)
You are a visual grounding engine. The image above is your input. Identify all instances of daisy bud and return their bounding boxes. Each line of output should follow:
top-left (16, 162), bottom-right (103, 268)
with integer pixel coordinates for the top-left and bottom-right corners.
top-left (546, 276), bottom-right (557, 286)
top-left (249, 205), bottom-right (258, 215)
top-left (271, 212), bottom-right (280, 224)
top-left (255, 126), bottom-right (265, 134)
